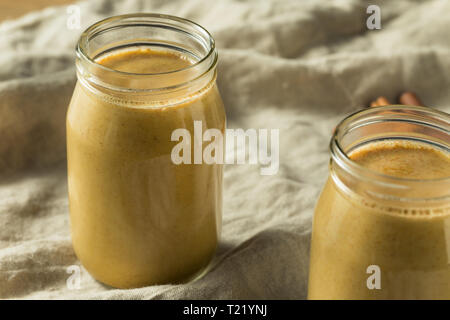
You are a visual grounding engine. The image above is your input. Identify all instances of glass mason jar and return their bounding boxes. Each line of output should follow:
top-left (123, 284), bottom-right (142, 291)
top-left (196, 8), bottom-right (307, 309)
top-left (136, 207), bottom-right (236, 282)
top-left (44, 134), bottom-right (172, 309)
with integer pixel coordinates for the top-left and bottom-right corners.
top-left (308, 106), bottom-right (450, 299)
top-left (66, 14), bottom-right (225, 288)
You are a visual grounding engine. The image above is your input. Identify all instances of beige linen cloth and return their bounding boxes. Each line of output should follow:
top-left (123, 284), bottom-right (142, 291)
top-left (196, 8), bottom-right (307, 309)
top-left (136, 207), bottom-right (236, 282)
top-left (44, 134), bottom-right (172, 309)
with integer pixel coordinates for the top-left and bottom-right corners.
top-left (0, 0), bottom-right (449, 299)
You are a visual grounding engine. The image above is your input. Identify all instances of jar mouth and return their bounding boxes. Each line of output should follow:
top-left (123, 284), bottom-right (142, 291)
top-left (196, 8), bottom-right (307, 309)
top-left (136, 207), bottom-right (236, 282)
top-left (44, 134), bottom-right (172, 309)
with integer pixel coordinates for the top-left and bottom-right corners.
top-left (75, 13), bottom-right (217, 92)
top-left (330, 105), bottom-right (450, 201)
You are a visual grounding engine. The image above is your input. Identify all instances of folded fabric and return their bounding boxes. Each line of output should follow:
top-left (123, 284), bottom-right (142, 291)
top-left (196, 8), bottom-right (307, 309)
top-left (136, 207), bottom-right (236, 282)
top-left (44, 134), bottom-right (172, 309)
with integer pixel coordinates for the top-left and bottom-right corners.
top-left (0, 0), bottom-right (449, 299)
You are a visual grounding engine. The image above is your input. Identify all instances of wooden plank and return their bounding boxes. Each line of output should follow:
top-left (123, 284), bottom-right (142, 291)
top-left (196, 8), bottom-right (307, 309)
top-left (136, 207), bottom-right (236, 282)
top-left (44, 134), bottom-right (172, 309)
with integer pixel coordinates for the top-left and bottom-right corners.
top-left (0, 0), bottom-right (75, 22)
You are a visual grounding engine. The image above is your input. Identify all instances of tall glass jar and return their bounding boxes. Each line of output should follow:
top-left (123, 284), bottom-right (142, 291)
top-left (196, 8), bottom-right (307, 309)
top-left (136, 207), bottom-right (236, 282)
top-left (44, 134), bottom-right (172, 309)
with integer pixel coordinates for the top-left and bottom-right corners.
top-left (308, 106), bottom-right (450, 299)
top-left (66, 14), bottom-right (225, 288)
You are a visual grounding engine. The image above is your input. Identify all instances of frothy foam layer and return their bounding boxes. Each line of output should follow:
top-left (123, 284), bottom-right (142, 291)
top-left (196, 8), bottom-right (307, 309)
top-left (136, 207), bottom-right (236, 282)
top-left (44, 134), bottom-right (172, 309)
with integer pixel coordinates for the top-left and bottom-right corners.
top-left (345, 140), bottom-right (450, 217)
top-left (96, 48), bottom-right (195, 74)
top-left (349, 140), bottom-right (450, 180)
top-left (88, 47), bottom-right (211, 108)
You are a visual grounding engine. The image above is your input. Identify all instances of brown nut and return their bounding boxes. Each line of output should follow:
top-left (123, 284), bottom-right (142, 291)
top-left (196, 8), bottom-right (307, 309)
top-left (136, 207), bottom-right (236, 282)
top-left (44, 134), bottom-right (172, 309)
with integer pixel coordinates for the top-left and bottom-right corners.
top-left (376, 96), bottom-right (390, 106)
top-left (399, 92), bottom-right (422, 106)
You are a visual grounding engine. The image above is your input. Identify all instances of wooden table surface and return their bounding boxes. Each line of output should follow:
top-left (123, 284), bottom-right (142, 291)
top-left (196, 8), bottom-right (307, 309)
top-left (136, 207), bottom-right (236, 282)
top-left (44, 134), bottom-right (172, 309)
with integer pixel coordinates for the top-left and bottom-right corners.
top-left (0, 0), bottom-right (74, 22)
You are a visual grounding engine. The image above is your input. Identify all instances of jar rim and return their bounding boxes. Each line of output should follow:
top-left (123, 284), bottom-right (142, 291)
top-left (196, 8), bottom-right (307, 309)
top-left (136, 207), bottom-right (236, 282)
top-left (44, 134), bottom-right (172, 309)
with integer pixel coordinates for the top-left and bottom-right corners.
top-left (331, 105), bottom-right (450, 186)
top-left (75, 13), bottom-right (218, 94)
top-left (76, 13), bottom-right (216, 77)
